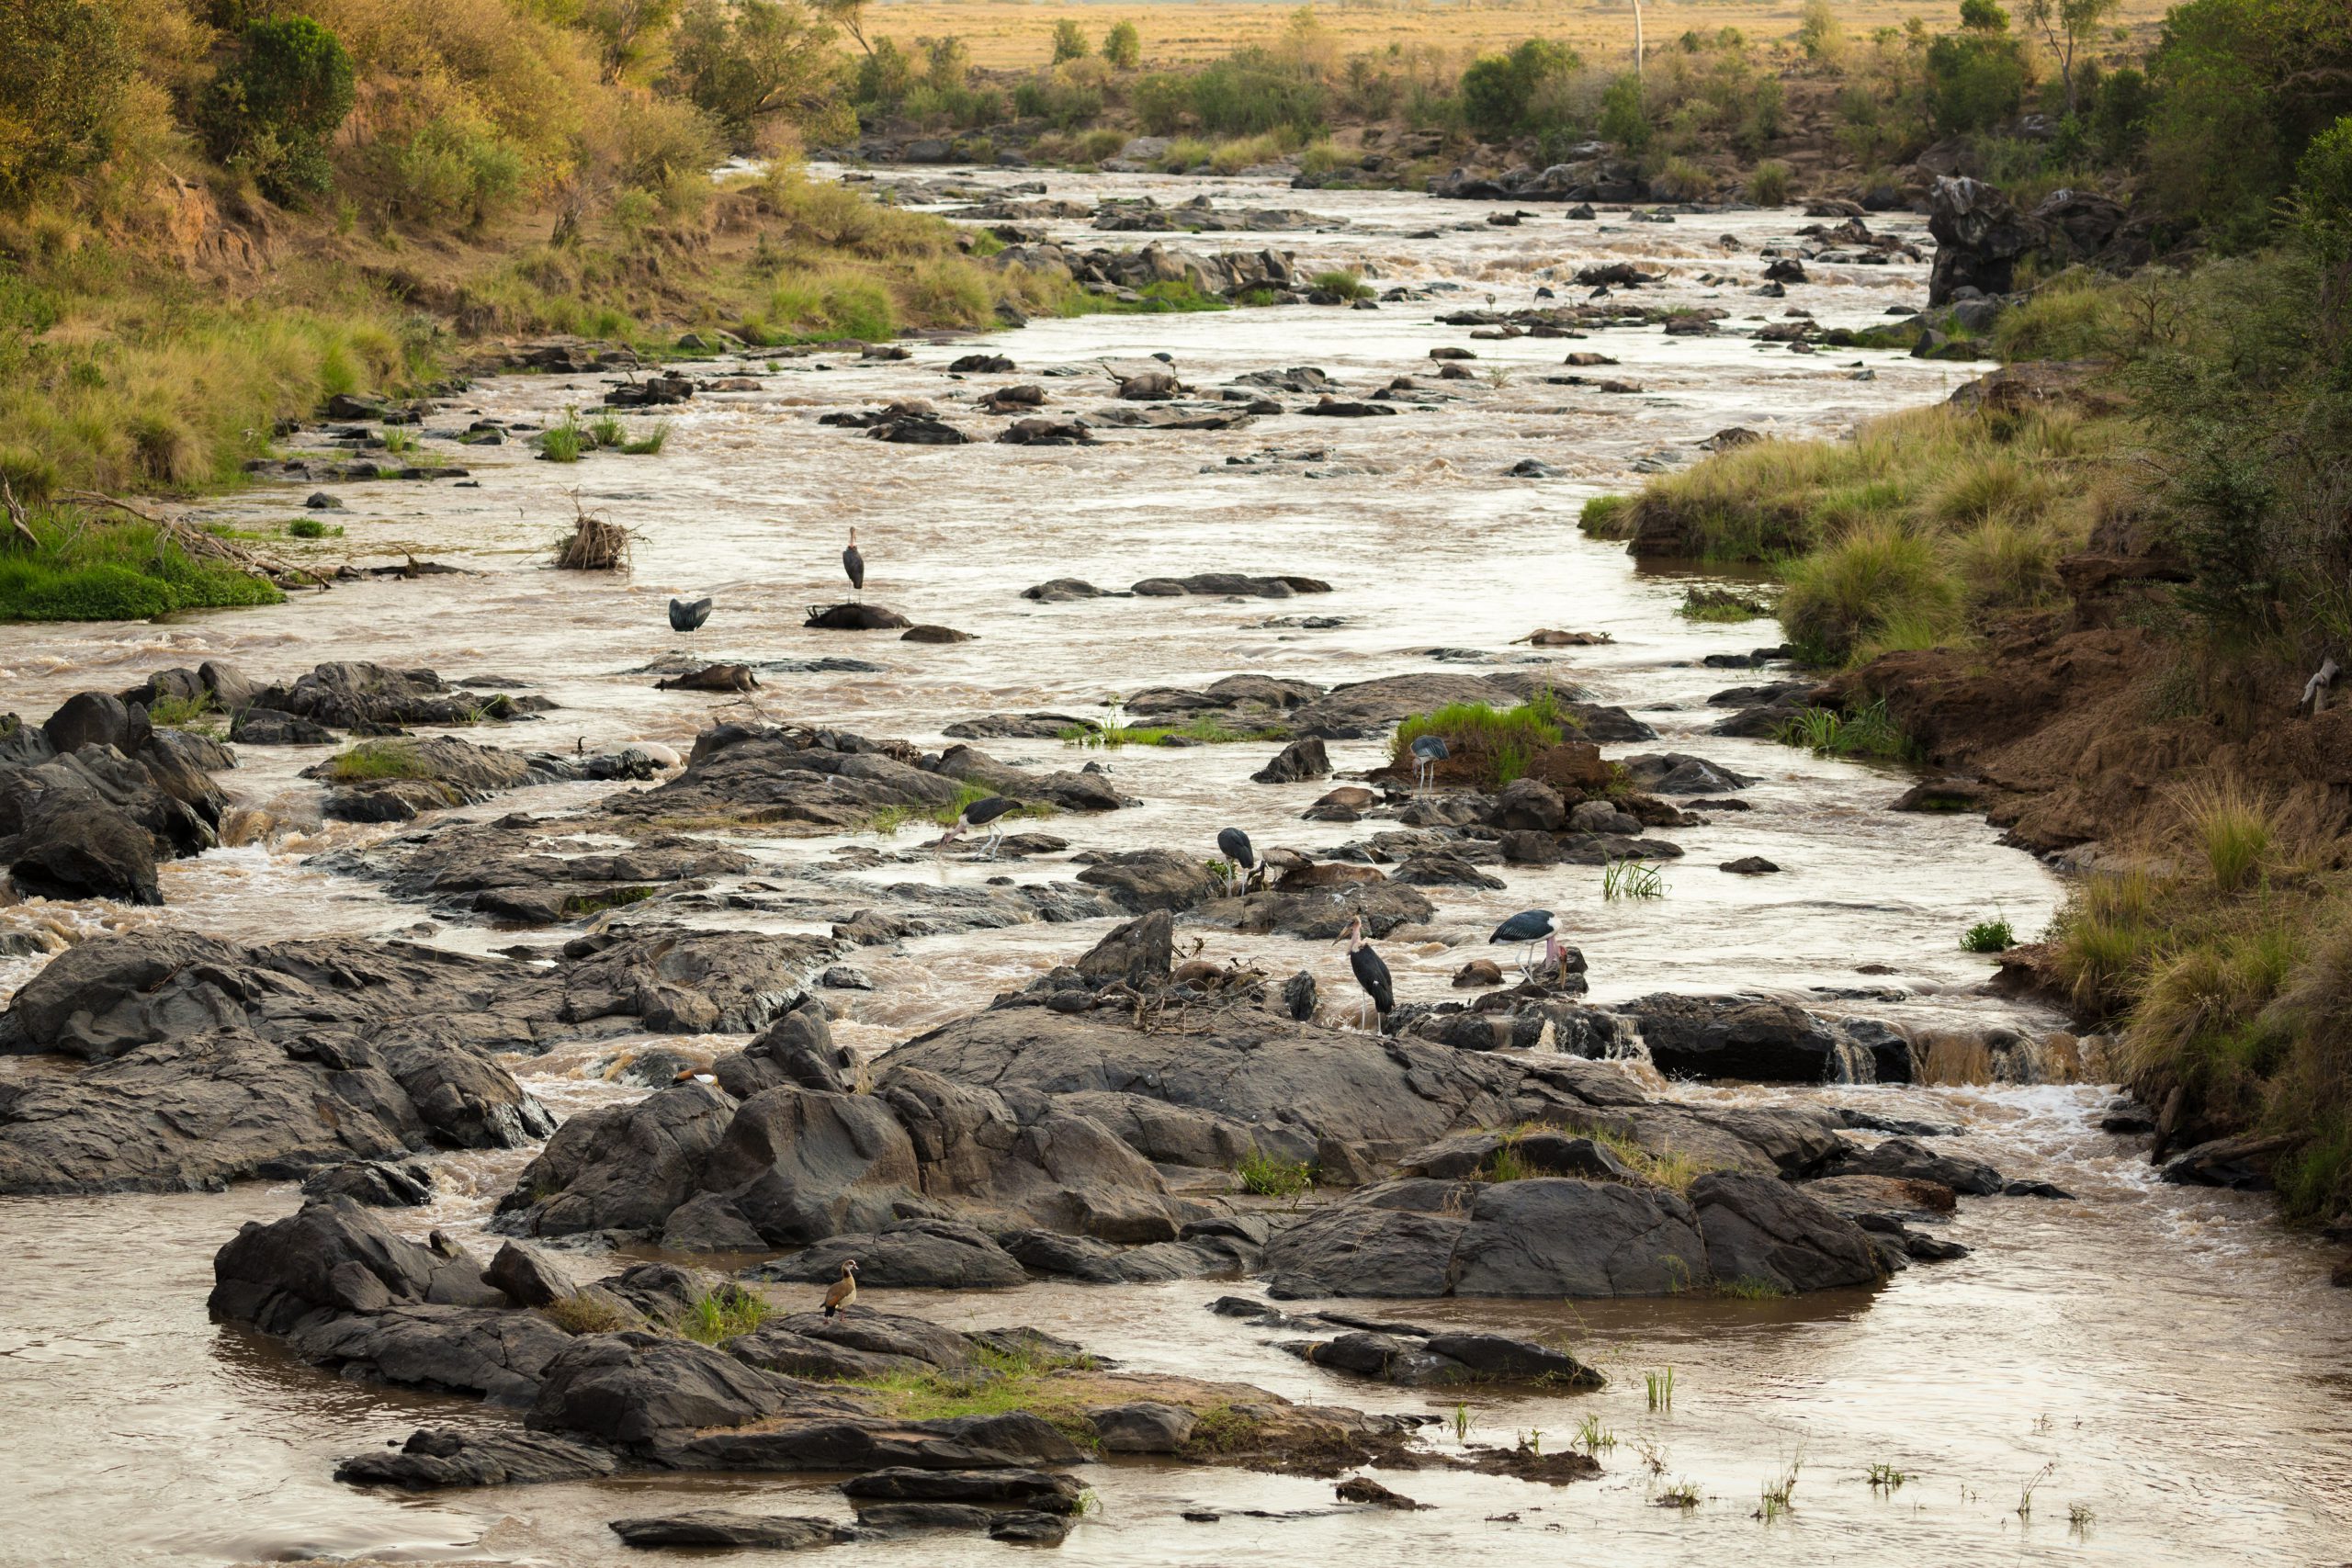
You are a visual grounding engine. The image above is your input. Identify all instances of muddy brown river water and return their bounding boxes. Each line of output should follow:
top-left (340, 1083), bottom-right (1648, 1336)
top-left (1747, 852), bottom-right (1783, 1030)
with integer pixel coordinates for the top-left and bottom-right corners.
top-left (0, 169), bottom-right (2345, 1566)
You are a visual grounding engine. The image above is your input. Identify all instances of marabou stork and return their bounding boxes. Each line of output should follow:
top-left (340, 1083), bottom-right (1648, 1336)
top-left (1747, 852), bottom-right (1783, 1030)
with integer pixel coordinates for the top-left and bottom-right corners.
top-left (1335, 914), bottom-right (1394, 1029)
top-left (943, 795), bottom-right (1019, 857)
top-left (1490, 908), bottom-right (1566, 976)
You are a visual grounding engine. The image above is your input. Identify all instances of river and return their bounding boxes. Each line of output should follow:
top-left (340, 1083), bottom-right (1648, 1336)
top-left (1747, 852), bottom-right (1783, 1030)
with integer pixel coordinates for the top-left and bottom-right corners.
top-left (0, 167), bottom-right (2344, 1567)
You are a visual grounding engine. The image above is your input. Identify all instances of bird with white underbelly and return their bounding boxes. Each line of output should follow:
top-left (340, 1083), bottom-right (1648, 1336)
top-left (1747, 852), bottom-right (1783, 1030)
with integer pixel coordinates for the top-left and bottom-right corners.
top-left (820, 1258), bottom-right (858, 1317)
top-left (1490, 908), bottom-right (1566, 976)
top-left (942, 795), bottom-right (1019, 857)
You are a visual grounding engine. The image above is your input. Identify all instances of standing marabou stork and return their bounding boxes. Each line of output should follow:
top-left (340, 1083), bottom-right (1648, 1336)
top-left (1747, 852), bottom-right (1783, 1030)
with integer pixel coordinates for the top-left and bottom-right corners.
top-left (668, 595), bottom-right (712, 656)
top-left (1410, 733), bottom-right (1449, 795)
top-left (1490, 908), bottom-right (1566, 976)
top-left (1335, 914), bottom-right (1394, 1030)
top-left (842, 527), bottom-right (865, 602)
top-left (943, 795), bottom-right (1019, 857)
top-left (1216, 826), bottom-right (1254, 890)
top-left (820, 1258), bottom-right (859, 1317)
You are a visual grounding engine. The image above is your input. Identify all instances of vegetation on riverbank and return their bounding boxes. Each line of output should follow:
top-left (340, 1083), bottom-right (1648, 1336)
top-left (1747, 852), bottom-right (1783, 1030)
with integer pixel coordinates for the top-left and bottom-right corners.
top-left (1592, 55), bottom-right (2352, 1223)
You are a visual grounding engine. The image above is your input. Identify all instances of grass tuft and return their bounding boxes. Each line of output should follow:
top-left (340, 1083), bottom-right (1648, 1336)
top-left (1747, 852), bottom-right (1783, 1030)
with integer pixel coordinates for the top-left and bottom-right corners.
top-left (675, 1284), bottom-right (772, 1345)
top-left (1962, 917), bottom-right (2016, 953)
top-left (1234, 1148), bottom-right (1314, 1200)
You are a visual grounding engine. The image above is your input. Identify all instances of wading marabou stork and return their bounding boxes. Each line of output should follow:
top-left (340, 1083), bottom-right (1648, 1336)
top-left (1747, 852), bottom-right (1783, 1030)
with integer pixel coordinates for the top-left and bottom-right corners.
top-left (1216, 826), bottom-right (1254, 890)
top-left (1490, 908), bottom-right (1566, 976)
top-left (667, 595), bottom-right (712, 655)
top-left (1335, 914), bottom-right (1394, 1029)
top-left (1410, 733), bottom-right (1449, 794)
top-left (944, 795), bottom-right (1019, 857)
top-left (842, 528), bottom-right (865, 600)
top-left (820, 1259), bottom-right (859, 1317)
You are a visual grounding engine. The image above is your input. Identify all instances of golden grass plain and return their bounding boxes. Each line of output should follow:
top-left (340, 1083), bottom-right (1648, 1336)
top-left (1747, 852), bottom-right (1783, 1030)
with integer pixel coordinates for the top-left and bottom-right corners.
top-left (857, 0), bottom-right (2174, 71)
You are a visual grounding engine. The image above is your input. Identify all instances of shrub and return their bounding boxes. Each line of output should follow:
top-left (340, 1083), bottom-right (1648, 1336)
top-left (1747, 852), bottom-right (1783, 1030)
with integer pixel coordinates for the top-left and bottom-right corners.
top-left (1925, 28), bottom-right (2028, 138)
top-left (1188, 50), bottom-right (1328, 138)
top-left (1460, 39), bottom-right (1581, 141)
top-left (1599, 73), bottom-right (1649, 152)
top-left (1050, 17), bottom-right (1088, 64)
top-left (1309, 268), bottom-right (1369, 300)
top-left (0, 509), bottom-right (284, 622)
top-left (1132, 72), bottom-right (1191, 135)
top-left (768, 266), bottom-right (899, 341)
top-left (669, 0), bottom-right (853, 151)
top-left (0, 0), bottom-right (132, 213)
top-left (387, 110), bottom-right (524, 228)
top-left (201, 17), bottom-right (357, 201)
top-left (1102, 19), bottom-right (1140, 71)
top-left (1655, 156), bottom-right (1713, 200)
top-left (677, 1285), bottom-right (772, 1344)
top-left (1747, 159), bottom-right (1792, 206)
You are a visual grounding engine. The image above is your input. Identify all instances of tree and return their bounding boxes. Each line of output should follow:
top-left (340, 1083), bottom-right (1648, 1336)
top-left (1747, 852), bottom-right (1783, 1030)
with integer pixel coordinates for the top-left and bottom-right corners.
top-left (200, 17), bottom-right (356, 202)
top-left (2021, 0), bottom-right (2117, 117)
top-left (668, 0), bottom-right (854, 149)
top-left (1459, 39), bottom-right (1580, 141)
top-left (1050, 17), bottom-right (1087, 64)
top-left (1102, 19), bottom-right (1140, 71)
top-left (0, 0), bottom-right (130, 212)
top-left (1925, 26), bottom-right (2028, 136)
top-left (576, 0), bottom-right (682, 84)
top-left (1959, 0), bottom-right (2010, 30)
top-left (1600, 72), bottom-right (1649, 152)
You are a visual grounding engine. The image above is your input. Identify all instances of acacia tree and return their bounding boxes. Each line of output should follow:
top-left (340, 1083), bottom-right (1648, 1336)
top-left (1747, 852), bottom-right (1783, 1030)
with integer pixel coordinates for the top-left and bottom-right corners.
top-left (668, 0), bottom-right (858, 148)
top-left (1102, 19), bottom-right (1140, 71)
top-left (2021, 0), bottom-right (2117, 117)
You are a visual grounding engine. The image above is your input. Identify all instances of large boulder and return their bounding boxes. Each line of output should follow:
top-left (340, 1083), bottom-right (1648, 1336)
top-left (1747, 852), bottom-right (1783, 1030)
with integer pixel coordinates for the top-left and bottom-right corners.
top-left (684, 1086), bottom-right (924, 1247)
top-left (880, 1007), bottom-right (1525, 1167)
top-left (0, 1023), bottom-right (551, 1195)
top-left (1687, 1170), bottom-right (1882, 1292)
top-left (499, 1082), bottom-right (738, 1236)
top-left (1261, 1176), bottom-right (1709, 1300)
top-left (1928, 176), bottom-right (2032, 305)
top-left (1623, 995), bottom-right (1912, 1083)
top-left (526, 1332), bottom-right (803, 1447)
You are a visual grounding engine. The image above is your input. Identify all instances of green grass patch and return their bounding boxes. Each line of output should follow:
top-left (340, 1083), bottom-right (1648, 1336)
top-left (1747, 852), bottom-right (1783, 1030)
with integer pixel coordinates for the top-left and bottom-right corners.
top-left (286, 517), bottom-right (343, 538)
top-left (146, 691), bottom-right (222, 733)
top-left (1392, 690), bottom-right (1572, 792)
top-left (1962, 917), bottom-right (2016, 953)
top-left (1600, 858), bottom-right (1667, 899)
top-left (1772, 700), bottom-right (1912, 761)
top-left (1062, 713), bottom-right (1284, 748)
top-left (1309, 269), bottom-right (1370, 301)
top-left (675, 1284), bottom-right (772, 1345)
top-left (847, 1339), bottom-right (1102, 1450)
top-left (1679, 585), bottom-right (1773, 622)
top-left (1713, 1274), bottom-right (1790, 1300)
top-left (536, 409), bottom-right (586, 463)
top-left (1235, 1148), bottom-right (1314, 1200)
top-left (618, 423), bottom-right (670, 455)
top-left (316, 739), bottom-right (435, 783)
top-left (0, 508), bottom-right (285, 623)
top-left (1578, 493), bottom-right (1634, 538)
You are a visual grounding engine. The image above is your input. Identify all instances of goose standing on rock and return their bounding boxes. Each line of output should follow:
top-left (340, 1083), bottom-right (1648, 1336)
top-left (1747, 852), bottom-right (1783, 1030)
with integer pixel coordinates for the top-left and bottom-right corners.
top-left (1335, 914), bottom-right (1394, 1029)
top-left (842, 528), bottom-right (865, 601)
top-left (821, 1259), bottom-right (858, 1317)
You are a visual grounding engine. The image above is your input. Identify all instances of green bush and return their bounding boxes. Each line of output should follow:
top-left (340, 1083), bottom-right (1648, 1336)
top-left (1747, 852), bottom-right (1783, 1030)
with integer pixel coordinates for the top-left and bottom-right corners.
top-left (1132, 73), bottom-right (1191, 135)
top-left (1747, 159), bottom-right (1792, 206)
top-left (1102, 20), bottom-right (1141, 71)
top-left (1599, 73), bottom-right (1649, 152)
top-left (1051, 17), bottom-right (1089, 63)
top-left (388, 111), bottom-right (524, 228)
top-left (1188, 51), bottom-right (1328, 137)
top-left (0, 0), bottom-right (132, 213)
top-left (1925, 28), bottom-right (2028, 138)
top-left (201, 17), bottom-right (357, 202)
top-left (1459, 39), bottom-right (1581, 140)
